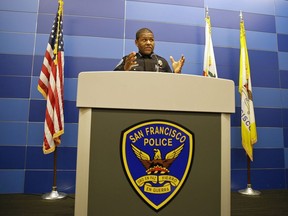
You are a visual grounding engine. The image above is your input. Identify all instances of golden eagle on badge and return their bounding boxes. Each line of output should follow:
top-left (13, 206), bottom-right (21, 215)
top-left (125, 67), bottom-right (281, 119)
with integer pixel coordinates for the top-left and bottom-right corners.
top-left (131, 144), bottom-right (184, 174)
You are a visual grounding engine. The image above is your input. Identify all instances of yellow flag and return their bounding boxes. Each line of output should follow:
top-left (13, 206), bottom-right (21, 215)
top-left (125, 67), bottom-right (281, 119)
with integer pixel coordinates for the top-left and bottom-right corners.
top-left (239, 20), bottom-right (257, 161)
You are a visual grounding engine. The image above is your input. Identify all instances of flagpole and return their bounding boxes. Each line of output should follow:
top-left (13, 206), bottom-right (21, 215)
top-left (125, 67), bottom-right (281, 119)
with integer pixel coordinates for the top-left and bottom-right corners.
top-left (238, 10), bottom-right (260, 196)
top-left (238, 155), bottom-right (260, 195)
top-left (42, 146), bottom-right (67, 200)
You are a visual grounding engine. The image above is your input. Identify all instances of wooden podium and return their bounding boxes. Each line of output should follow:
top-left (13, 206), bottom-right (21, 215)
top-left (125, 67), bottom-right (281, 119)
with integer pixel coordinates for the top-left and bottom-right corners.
top-left (75, 71), bottom-right (235, 216)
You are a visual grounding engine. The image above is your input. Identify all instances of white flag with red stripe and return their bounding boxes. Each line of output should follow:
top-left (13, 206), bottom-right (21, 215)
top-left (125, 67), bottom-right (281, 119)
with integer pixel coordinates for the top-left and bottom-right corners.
top-left (203, 15), bottom-right (218, 78)
top-left (38, 0), bottom-right (64, 154)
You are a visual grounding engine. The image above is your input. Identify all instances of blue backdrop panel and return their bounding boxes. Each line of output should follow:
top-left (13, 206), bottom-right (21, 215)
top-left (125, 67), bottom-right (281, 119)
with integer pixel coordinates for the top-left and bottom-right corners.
top-left (0, 123), bottom-right (27, 146)
top-left (0, 33), bottom-right (35, 55)
top-left (25, 170), bottom-right (76, 194)
top-left (210, 9), bottom-right (276, 32)
top-left (0, 171), bottom-right (25, 193)
top-left (0, 54), bottom-right (33, 76)
top-left (34, 34), bottom-right (124, 59)
top-left (39, 0), bottom-right (125, 19)
top-left (249, 50), bottom-right (279, 88)
top-left (26, 146), bottom-right (77, 170)
top-left (278, 34), bottom-right (288, 52)
top-left (0, 99), bottom-right (29, 121)
top-left (282, 80), bottom-right (288, 99)
top-left (0, 147), bottom-right (26, 169)
top-left (0, 77), bottom-right (30, 98)
top-left (128, 0), bottom-right (204, 7)
top-left (205, 0), bottom-right (275, 15)
top-left (276, 17), bottom-right (288, 34)
top-left (126, 1), bottom-right (204, 26)
top-left (0, 0), bottom-right (38, 12)
top-left (279, 52), bottom-right (288, 70)
top-left (0, 11), bottom-right (37, 33)
top-left (37, 14), bottom-right (124, 39)
top-left (231, 127), bottom-right (284, 149)
top-left (275, 0), bottom-right (288, 17)
top-left (253, 88), bottom-right (282, 108)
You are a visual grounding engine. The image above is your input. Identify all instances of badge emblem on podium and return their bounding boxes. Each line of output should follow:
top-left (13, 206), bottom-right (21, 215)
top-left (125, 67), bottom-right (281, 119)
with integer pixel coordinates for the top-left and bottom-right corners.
top-left (121, 120), bottom-right (194, 211)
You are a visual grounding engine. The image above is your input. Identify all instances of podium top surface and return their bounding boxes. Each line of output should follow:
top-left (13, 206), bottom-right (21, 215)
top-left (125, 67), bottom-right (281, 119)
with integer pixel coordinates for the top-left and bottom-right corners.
top-left (77, 71), bottom-right (235, 113)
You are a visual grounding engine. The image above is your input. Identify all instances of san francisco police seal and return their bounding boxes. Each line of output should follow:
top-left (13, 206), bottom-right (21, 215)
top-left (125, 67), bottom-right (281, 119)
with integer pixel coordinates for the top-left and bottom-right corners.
top-left (121, 120), bottom-right (194, 211)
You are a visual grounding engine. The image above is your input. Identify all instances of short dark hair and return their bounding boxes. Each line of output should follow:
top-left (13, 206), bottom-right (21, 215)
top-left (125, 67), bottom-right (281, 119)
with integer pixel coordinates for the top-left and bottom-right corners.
top-left (135, 28), bottom-right (153, 40)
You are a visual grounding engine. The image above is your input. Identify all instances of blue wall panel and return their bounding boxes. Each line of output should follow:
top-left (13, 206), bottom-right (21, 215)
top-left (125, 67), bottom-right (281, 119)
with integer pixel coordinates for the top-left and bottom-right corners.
top-left (126, 1), bottom-right (204, 26)
top-left (35, 35), bottom-right (124, 59)
top-left (249, 51), bottom-right (279, 88)
top-left (39, 0), bottom-right (125, 19)
top-left (276, 17), bottom-right (288, 34)
top-left (0, 99), bottom-right (29, 121)
top-left (0, 33), bottom-right (35, 55)
top-left (0, 122), bottom-right (27, 146)
top-left (27, 122), bottom-right (44, 146)
top-left (231, 127), bottom-right (284, 149)
top-left (283, 109), bottom-right (288, 127)
top-left (275, 0), bottom-right (288, 17)
top-left (0, 77), bottom-right (31, 98)
top-left (285, 149), bottom-right (288, 168)
top-left (231, 169), bottom-right (285, 191)
top-left (253, 88), bottom-right (282, 108)
top-left (128, 0), bottom-right (203, 7)
top-left (25, 170), bottom-right (76, 194)
top-left (26, 147), bottom-right (77, 170)
top-left (0, 171), bottom-right (25, 193)
top-left (0, 0), bottom-right (38, 12)
top-left (282, 90), bottom-right (288, 108)
top-left (0, 54), bottom-right (33, 76)
top-left (37, 14), bottom-right (124, 38)
top-left (0, 147), bottom-right (26, 169)
top-left (231, 149), bottom-right (284, 169)
top-left (284, 128), bottom-right (288, 148)
top-left (210, 9), bottom-right (276, 32)
top-left (279, 52), bottom-right (288, 70)
top-left (0, 11), bottom-right (37, 33)
top-left (205, 0), bottom-right (275, 15)
top-left (278, 34), bottom-right (288, 52)
top-left (231, 107), bottom-right (283, 127)
top-left (280, 70), bottom-right (288, 88)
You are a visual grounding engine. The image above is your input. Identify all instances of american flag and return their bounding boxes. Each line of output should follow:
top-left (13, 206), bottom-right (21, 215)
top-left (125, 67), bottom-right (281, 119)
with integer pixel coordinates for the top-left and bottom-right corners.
top-left (38, 0), bottom-right (64, 154)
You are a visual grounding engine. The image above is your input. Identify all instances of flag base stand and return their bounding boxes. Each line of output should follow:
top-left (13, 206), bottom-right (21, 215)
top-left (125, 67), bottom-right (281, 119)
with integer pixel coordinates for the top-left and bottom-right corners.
top-left (238, 184), bottom-right (261, 196)
top-left (42, 186), bottom-right (67, 200)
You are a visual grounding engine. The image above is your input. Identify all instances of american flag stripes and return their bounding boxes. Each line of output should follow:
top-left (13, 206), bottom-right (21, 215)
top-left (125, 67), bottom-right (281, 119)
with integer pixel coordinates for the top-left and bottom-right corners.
top-left (38, 0), bottom-right (64, 154)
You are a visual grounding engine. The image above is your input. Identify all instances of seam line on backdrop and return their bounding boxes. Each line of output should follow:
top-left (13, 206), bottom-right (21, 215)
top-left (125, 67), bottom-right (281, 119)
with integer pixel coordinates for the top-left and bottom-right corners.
top-left (123, 0), bottom-right (127, 56)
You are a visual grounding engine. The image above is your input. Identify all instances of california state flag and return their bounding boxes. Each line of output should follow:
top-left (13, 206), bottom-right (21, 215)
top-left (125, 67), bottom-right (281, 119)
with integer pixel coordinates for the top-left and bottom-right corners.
top-left (203, 15), bottom-right (218, 78)
top-left (239, 19), bottom-right (257, 161)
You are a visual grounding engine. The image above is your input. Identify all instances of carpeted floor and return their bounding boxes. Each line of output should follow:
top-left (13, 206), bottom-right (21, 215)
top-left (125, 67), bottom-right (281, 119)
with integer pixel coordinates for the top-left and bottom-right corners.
top-left (0, 190), bottom-right (288, 216)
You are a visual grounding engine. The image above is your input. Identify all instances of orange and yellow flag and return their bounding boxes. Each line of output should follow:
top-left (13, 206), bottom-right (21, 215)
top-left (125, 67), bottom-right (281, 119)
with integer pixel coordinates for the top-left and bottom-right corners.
top-left (238, 19), bottom-right (257, 161)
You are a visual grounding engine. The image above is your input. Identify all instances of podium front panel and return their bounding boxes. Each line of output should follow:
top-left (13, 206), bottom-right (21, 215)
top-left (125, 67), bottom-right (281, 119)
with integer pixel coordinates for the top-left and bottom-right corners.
top-left (87, 108), bottom-right (222, 216)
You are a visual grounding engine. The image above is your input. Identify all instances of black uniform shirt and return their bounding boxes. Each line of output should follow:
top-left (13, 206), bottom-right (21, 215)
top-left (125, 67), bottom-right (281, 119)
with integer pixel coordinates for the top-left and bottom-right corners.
top-left (114, 52), bottom-right (172, 73)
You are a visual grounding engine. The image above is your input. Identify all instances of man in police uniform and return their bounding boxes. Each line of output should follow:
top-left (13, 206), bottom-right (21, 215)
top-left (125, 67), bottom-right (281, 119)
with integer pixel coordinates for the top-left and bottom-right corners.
top-left (114, 28), bottom-right (185, 73)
